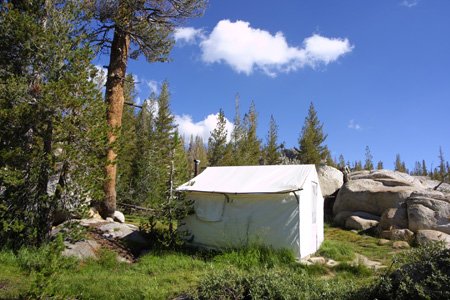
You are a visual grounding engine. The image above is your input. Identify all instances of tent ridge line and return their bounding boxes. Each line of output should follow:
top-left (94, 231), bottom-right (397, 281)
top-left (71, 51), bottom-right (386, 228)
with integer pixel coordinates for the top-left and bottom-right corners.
top-left (178, 189), bottom-right (303, 195)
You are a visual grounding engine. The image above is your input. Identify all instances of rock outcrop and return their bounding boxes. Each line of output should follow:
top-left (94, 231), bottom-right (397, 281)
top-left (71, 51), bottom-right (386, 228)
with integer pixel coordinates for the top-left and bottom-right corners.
top-left (415, 230), bottom-right (450, 248)
top-left (317, 165), bottom-right (343, 197)
top-left (333, 176), bottom-right (417, 216)
top-left (333, 169), bottom-right (450, 247)
top-left (407, 191), bottom-right (450, 234)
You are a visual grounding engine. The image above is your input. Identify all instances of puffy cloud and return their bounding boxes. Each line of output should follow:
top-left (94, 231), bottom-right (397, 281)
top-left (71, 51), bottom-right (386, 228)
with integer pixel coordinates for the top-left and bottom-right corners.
top-left (174, 27), bottom-right (205, 44)
top-left (303, 34), bottom-right (354, 66)
top-left (199, 20), bottom-right (353, 76)
top-left (175, 113), bottom-right (233, 143)
top-left (348, 119), bottom-right (362, 131)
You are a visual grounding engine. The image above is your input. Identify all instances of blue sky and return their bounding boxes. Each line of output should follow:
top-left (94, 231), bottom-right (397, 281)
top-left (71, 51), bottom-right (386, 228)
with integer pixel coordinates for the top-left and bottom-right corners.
top-left (97, 0), bottom-right (450, 170)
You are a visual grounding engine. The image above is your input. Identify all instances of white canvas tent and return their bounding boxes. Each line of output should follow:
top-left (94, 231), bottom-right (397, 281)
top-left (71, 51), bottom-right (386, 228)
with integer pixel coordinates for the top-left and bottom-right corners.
top-left (177, 165), bottom-right (324, 259)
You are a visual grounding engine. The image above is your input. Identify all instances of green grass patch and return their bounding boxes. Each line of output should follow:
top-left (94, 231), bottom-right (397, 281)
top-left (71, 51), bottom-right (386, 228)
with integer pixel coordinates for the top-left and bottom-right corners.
top-left (324, 225), bottom-right (394, 265)
top-left (213, 244), bottom-right (296, 270)
top-left (317, 239), bottom-right (355, 261)
top-left (0, 224), bottom-right (410, 299)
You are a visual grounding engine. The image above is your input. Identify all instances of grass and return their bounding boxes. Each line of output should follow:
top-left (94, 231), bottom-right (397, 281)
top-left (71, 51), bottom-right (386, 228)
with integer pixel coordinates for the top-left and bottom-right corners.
top-left (0, 223), bottom-right (405, 299)
top-left (323, 224), bottom-right (395, 265)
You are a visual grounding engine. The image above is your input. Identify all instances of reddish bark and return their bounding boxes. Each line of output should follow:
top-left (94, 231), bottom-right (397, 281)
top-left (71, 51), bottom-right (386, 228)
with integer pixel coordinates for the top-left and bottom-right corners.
top-left (101, 27), bottom-right (130, 218)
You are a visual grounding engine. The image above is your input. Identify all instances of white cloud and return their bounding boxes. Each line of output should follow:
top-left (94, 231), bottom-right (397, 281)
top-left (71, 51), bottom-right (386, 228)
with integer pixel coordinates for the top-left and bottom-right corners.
top-left (175, 113), bottom-right (233, 143)
top-left (199, 20), bottom-right (353, 76)
top-left (400, 0), bottom-right (419, 8)
top-left (303, 34), bottom-right (354, 66)
top-left (147, 80), bottom-right (159, 95)
top-left (348, 119), bottom-right (362, 131)
top-left (93, 65), bottom-right (107, 87)
top-left (174, 27), bottom-right (205, 44)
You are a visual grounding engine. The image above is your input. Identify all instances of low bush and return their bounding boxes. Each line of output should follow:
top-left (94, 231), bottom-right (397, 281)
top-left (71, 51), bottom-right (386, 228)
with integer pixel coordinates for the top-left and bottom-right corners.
top-left (358, 242), bottom-right (450, 300)
top-left (193, 267), bottom-right (358, 300)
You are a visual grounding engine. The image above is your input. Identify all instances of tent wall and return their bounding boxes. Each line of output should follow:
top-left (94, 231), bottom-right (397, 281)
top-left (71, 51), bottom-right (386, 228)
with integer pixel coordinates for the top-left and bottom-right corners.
top-left (298, 172), bottom-right (324, 258)
top-left (180, 192), bottom-right (300, 257)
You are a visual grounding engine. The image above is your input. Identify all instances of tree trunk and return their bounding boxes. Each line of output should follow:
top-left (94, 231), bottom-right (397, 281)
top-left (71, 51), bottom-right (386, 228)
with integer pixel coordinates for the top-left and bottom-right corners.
top-left (101, 26), bottom-right (130, 218)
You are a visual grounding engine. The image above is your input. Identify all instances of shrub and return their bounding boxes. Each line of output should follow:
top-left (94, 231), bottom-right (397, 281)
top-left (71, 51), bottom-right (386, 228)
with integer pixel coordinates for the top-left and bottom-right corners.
top-left (18, 235), bottom-right (76, 299)
top-left (193, 267), bottom-right (359, 299)
top-left (358, 242), bottom-right (450, 300)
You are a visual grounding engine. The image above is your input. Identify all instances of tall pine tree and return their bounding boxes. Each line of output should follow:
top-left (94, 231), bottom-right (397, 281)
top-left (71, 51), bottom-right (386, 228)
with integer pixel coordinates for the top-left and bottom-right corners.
top-left (297, 102), bottom-right (330, 165)
top-left (207, 109), bottom-right (228, 166)
top-left (0, 1), bottom-right (106, 247)
top-left (264, 115), bottom-right (281, 165)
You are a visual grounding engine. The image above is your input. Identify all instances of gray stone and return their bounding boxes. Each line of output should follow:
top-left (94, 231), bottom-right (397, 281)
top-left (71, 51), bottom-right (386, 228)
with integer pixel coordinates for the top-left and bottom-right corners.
top-left (378, 239), bottom-right (391, 245)
top-left (380, 229), bottom-right (414, 242)
top-left (414, 176), bottom-right (450, 193)
top-left (334, 211), bottom-right (380, 227)
top-left (415, 230), bottom-right (450, 248)
top-left (407, 191), bottom-right (450, 234)
top-left (392, 241), bottom-right (410, 249)
top-left (334, 178), bottom-right (418, 216)
top-left (325, 259), bottom-right (339, 267)
top-left (62, 240), bottom-right (100, 259)
top-left (105, 217), bottom-right (114, 222)
top-left (318, 165), bottom-right (344, 197)
top-left (88, 207), bottom-right (103, 220)
top-left (379, 207), bottom-right (408, 230)
top-left (352, 254), bottom-right (383, 269)
top-left (299, 259), bottom-right (313, 266)
top-left (113, 210), bottom-right (125, 223)
top-left (97, 222), bottom-right (148, 246)
top-left (308, 256), bottom-right (326, 264)
top-left (345, 216), bottom-right (379, 231)
top-left (348, 170), bottom-right (424, 189)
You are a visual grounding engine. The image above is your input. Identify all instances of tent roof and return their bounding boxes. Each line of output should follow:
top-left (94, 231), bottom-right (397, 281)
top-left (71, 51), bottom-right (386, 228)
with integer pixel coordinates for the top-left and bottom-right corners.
top-left (177, 165), bottom-right (316, 194)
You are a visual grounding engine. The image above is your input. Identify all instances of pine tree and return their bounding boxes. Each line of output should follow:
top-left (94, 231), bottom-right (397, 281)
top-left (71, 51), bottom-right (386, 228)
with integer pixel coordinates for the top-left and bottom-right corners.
top-left (240, 101), bottom-right (261, 165)
top-left (207, 109), bottom-right (228, 166)
top-left (116, 74), bottom-right (138, 204)
top-left (83, 0), bottom-right (207, 217)
top-left (150, 82), bottom-right (177, 206)
top-left (353, 161), bottom-right (363, 171)
top-left (0, 2), bottom-right (106, 247)
top-left (338, 154), bottom-right (346, 169)
top-left (438, 147), bottom-right (446, 181)
top-left (394, 154), bottom-right (407, 173)
top-left (364, 146), bottom-right (374, 170)
top-left (229, 93), bottom-right (244, 165)
top-left (264, 115), bottom-right (281, 165)
top-left (297, 102), bottom-right (330, 165)
top-left (129, 98), bottom-right (156, 206)
top-left (187, 135), bottom-right (208, 175)
top-left (377, 161), bottom-right (384, 170)
top-left (422, 160), bottom-right (428, 176)
top-left (412, 161), bottom-right (422, 176)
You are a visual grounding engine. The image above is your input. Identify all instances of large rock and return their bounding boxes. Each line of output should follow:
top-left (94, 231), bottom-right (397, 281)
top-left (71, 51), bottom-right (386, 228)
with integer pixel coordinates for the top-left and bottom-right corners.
top-left (62, 240), bottom-right (100, 259)
top-left (334, 211), bottom-right (380, 227)
top-left (407, 191), bottom-right (450, 234)
top-left (97, 222), bottom-right (149, 247)
top-left (318, 165), bottom-right (344, 197)
top-left (414, 176), bottom-right (450, 193)
top-left (380, 229), bottom-right (414, 242)
top-left (334, 178), bottom-right (417, 216)
top-left (345, 215), bottom-right (379, 230)
top-left (113, 210), bottom-right (125, 223)
top-left (379, 207), bottom-right (408, 230)
top-left (415, 230), bottom-right (450, 248)
top-left (348, 170), bottom-right (424, 189)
